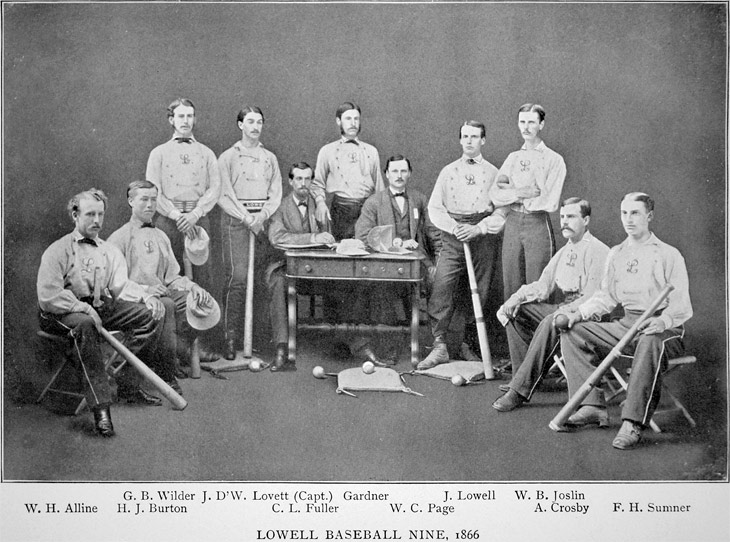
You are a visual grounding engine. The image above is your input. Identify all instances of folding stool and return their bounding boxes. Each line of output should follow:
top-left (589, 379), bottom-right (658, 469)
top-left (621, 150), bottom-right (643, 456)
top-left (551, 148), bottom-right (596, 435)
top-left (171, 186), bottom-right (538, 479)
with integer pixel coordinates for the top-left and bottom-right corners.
top-left (551, 353), bottom-right (697, 433)
top-left (36, 329), bottom-right (127, 415)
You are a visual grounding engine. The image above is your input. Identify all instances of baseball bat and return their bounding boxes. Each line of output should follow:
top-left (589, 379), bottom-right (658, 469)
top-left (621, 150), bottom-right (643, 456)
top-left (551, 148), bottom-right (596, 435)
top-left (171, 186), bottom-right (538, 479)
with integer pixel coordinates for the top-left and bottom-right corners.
top-left (548, 283), bottom-right (674, 432)
top-left (183, 253), bottom-right (201, 378)
top-left (463, 242), bottom-right (495, 380)
top-left (100, 327), bottom-right (188, 410)
top-left (240, 199), bottom-right (267, 359)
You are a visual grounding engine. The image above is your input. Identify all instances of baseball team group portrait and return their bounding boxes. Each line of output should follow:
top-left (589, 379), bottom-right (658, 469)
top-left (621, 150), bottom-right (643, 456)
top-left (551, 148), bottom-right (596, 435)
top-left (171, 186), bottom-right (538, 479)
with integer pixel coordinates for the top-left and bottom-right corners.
top-left (2, 2), bottom-right (727, 484)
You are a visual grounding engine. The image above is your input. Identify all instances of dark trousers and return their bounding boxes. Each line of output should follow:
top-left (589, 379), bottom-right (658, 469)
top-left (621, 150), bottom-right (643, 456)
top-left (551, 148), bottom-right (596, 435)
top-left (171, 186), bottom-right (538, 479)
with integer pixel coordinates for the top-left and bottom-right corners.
top-left (331, 196), bottom-right (365, 241)
top-left (506, 302), bottom-right (562, 399)
top-left (220, 213), bottom-right (269, 339)
top-left (155, 214), bottom-right (212, 292)
top-left (560, 312), bottom-right (685, 426)
top-left (428, 231), bottom-right (498, 340)
top-left (159, 290), bottom-right (191, 363)
top-left (39, 298), bottom-right (164, 408)
top-left (502, 210), bottom-right (555, 300)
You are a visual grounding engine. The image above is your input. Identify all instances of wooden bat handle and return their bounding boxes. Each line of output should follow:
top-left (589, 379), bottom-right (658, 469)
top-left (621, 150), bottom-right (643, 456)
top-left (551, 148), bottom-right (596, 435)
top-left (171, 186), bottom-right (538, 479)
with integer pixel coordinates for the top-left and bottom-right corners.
top-left (182, 253), bottom-right (201, 378)
top-left (100, 328), bottom-right (188, 410)
top-left (243, 230), bottom-right (256, 358)
top-left (463, 242), bottom-right (495, 380)
top-left (549, 283), bottom-right (674, 431)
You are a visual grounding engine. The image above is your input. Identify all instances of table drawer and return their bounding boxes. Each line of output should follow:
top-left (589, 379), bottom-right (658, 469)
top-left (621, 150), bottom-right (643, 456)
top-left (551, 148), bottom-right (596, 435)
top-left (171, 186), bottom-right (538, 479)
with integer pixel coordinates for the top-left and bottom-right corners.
top-left (354, 260), bottom-right (418, 280)
top-left (288, 258), bottom-right (354, 278)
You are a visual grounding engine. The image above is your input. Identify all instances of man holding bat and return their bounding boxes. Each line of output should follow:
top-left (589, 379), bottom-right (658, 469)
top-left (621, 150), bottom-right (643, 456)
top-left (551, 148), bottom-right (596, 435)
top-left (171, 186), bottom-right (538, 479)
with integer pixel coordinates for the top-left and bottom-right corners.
top-left (37, 189), bottom-right (171, 437)
top-left (492, 197), bottom-right (609, 412)
top-left (108, 181), bottom-right (219, 386)
top-left (558, 193), bottom-right (692, 450)
top-left (217, 105), bottom-right (282, 361)
top-left (420, 121), bottom-right (507, 370)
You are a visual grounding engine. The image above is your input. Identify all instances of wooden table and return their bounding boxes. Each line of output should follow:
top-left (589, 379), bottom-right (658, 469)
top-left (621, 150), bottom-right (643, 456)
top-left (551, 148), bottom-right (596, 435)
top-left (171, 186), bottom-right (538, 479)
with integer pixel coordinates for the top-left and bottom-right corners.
top-left (286, 249), bottom-right (424, 366)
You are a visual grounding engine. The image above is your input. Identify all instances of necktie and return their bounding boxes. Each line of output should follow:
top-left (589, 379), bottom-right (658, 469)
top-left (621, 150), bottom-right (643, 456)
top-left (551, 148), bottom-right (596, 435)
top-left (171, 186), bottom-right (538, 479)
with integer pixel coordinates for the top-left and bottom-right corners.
top-left (467, 158), bottom-right (476, 165)
top-left (344, 139), bottom-right (359, 145)
top-left (176, 137), bottom-right (193, 144)
top-left (78, 237), bottom-right (97, 247)
top-left (393, 192), bottom-right (406, 198)
top-left (141, 222), bottom-right (155, 228)
top-left (297, 200), bottom-right (308, 208)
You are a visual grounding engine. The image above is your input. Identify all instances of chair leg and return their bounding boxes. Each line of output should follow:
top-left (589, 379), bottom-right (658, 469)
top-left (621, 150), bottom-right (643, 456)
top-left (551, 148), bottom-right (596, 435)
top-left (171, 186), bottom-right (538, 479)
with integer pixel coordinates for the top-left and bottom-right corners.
top-left (36, 358), bottom-right (71, 404)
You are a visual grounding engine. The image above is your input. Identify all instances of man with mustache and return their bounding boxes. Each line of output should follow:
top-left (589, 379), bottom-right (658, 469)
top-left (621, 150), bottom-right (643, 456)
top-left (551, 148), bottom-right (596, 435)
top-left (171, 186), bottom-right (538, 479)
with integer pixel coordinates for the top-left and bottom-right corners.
top-left (266, 162), bottom-right (334, 371)
top-left (108, 181), bottom-right (219, 384)
top-left (489, 103), bottom-right (566, 305)
top-left (217, 106), bottom-right (283, 361)
top-left (557, 193), bottom-right (692, 450)
top-left (146, 98), bottom-right (221, 294)
top-left (354, 155), bottom-right (442, 364)
top-left (492, 197), bottom-right (609, 412)
top-left (311, 102), bottom-right (385, 241)
top-left (37, 189), bottom-right (171, 436)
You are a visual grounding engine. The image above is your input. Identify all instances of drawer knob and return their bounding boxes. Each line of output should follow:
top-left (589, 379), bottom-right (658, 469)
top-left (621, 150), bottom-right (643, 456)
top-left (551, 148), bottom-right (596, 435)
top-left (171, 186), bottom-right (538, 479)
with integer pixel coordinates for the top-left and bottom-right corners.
top-left (397, 267), bottom-right (405, 275)
top-left (361, 266), bottom-right (369, 273)
top-left (304, 265), bottom-right (312, 273)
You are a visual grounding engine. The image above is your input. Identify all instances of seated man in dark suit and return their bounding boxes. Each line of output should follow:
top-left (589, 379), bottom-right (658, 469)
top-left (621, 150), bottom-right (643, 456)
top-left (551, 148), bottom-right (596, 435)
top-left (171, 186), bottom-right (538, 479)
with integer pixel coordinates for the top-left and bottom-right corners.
top-left (354, 155), bottom-right (442, 362)
top-left (266, 162), bottom-right (335, 371)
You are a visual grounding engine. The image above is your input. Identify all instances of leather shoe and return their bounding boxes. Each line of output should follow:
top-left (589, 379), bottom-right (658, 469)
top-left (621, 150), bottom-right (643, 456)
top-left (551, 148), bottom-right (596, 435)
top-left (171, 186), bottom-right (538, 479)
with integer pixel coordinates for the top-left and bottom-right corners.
top-left (362, 346), bottom-right (395, 367)
top-left (93, 405), bottom-right (115, 437)
top-left (416, 340), bottom-right (449, 370)
top-left (492, 389), bottom-right (526, 412)
top-left (566, 405), bottom-right (609, 428)
top-left (270, 344), bottom-right (296, 372)
top-left (612, 420), bottom-right (643, 450)
top-left (224, 338), bottom-right (237, 361)
top-left (459, 342), bottom-right (481, 361)
top-left (119, 388), bottom-right (162, 407)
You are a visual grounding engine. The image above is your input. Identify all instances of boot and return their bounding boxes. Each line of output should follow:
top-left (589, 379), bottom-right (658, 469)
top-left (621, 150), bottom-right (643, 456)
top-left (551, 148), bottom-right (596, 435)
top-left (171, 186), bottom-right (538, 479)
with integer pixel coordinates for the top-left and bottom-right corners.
top-left (224, 334), bottom-right (237, 361)
top-left (92, 404), bottom-right (115, 437)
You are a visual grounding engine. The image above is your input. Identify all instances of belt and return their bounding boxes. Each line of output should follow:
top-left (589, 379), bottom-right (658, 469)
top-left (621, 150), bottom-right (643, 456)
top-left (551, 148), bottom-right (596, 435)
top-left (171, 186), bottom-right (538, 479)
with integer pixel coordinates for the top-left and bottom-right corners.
top-left (448, 210), bottom-right (491, 225)
top-left (509, 203), bottom-right (549, 215)
top-left (239, 199), bottom-right (267, 213)
top-left (332, 195), bottom-right (366, 206)
top-left (558, 289), bottom-right (581, 304)
top-left (173, 201), bottom-right (198, 213)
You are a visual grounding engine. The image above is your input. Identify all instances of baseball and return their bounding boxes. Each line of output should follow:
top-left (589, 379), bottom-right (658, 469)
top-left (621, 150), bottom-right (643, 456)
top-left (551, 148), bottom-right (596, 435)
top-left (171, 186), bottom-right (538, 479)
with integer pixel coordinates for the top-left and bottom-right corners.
top-left (312, 366), bottom-right (326, 379)
top-left (362, 361), bottom-right (375, 374)
top-left (249, 359), bottom-right (262, 372)
top-left (451, 374), bottom-right (466, 386)
top-left (554, 314), bottom-right (570, 331)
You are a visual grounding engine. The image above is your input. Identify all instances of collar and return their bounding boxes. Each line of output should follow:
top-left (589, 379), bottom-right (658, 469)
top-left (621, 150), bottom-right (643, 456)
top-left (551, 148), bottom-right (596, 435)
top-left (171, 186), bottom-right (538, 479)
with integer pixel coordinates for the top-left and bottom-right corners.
top-left (171, 134), bottom-right (197, 143)
top-left (129, 215), bottom-right (155, 229)
top-left (73, 231), bottom-right (101, 244)
top-left (566, 230), bottom-right (594, 246)
top-left (389, 187), bottom-right (407, 197)
top-left (461, 154), bottom-right (484, 164)
top-left (234, 140), bottom-right (265, 152)
top-left (520, 140), bottom-right (547, 152)
top-left (339, 136), bottom-right (360, 145)
top-left (622, 232), bottom-right (660, 249)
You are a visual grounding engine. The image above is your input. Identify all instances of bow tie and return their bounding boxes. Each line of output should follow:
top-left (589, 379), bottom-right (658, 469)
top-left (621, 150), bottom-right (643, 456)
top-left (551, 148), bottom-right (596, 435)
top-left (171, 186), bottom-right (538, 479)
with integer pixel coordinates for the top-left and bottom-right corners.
top-left (393, 192), bottom-right (406, 198)
top-left (141, 222), bottom-right (155, 228)
top-left (466, 158), bottom-right (477, 165)
top-left (176, 137), bottom-right (193, 144)
top-left (297, 200), bottom-right (308, 208)
top-left (78, 237), bottom-right (98, 247)
top-left (344, 139), bottom-right (359, 145)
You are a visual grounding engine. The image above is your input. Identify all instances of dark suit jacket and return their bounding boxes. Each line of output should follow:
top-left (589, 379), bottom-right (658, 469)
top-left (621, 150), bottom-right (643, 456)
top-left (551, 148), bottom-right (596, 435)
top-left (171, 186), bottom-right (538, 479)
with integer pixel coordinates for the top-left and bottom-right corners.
top-left (354, 188), bottom-right (441, 269)
top-left (266, 194), bottom-right (330, 278)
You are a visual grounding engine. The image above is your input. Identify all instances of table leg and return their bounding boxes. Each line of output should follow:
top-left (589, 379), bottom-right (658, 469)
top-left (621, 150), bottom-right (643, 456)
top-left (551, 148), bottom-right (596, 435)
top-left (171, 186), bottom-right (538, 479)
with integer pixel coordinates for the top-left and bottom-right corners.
top-left (411, 281), bottom-right (420, 366)
top-left (287, 278), bottom-right (297, 364)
